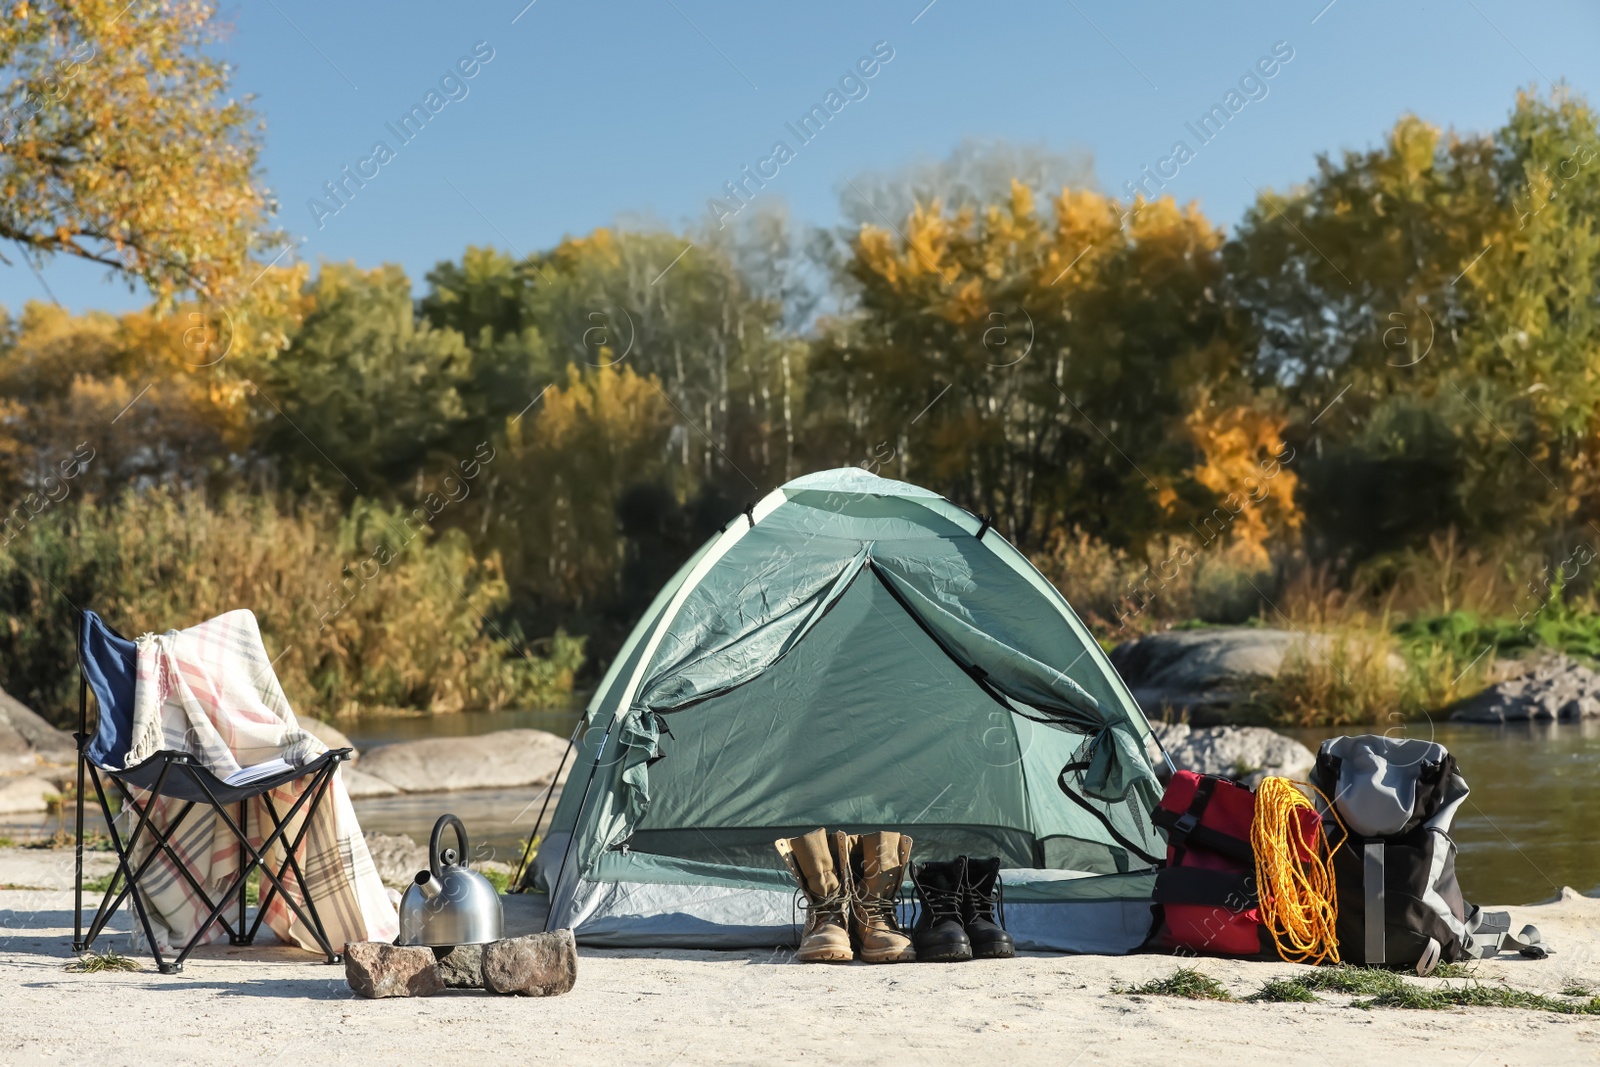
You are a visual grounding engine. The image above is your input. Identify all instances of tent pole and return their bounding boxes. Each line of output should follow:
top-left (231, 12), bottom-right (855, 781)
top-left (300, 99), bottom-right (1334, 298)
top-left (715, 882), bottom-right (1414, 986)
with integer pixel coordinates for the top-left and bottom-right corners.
top-left (509, 719), bottom-right (580, 891)
top-left (541, 717), bottom-right (617, 932)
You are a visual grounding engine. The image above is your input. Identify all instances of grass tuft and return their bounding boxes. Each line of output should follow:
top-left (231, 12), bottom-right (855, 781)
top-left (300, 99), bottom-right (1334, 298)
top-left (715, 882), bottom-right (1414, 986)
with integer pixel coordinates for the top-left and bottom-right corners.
top-left (1246, 978), bottom-right (1319, 1003)
top-left (81, 873), bottom-right (118, 895)
top-left (1354, 984), bottom-right (1600, 1014)
top-left (1114, 967), bottom-right (1236, 1001)
top-left (1235, 966), bottom-right (1600, 1016)
top-left (1279, 966), bottom-right (1410, 996)
top-left (66, 949), bottom-right (139, 973)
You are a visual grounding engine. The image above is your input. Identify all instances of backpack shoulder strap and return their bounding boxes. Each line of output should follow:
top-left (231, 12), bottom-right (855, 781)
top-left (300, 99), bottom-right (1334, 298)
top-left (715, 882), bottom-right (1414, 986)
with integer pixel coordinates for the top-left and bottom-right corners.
top-left (1465, 906), bottom-right (1549, 960)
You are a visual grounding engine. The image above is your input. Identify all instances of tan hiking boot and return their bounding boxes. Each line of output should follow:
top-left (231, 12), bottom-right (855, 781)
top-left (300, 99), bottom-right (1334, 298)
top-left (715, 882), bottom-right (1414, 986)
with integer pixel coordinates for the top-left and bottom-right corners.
top-left (775, 828), bottom-right (853, 962)
top-left (842, 830), bottom-right (916, 963)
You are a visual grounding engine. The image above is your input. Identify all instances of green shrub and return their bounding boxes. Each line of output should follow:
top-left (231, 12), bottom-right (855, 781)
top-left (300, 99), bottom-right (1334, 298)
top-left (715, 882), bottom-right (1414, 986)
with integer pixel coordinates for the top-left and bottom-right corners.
top-left (0, 490), bottom-right (583, 723)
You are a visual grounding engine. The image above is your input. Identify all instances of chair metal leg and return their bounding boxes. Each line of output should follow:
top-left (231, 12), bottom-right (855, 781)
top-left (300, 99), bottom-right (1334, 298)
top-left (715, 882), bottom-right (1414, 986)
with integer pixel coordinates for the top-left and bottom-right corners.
top-left (244, 765), bottom-right (343, 963)
top-left (174, 765), bottom-right (342, 969)
top-left (231, 801), bottom-right (251, 946)
top-left (109, 779), bottom-right (241, 942)
top-left (78, 750), bottom-right (352, 972)
top-left (253, 768), bottom-right (341, 963)
top-left (73, 675), bottom-right (88, 952)
top-left (91, 766), bottom-right (245, 971)
top-left (88, 762), bottom-right (179, 971)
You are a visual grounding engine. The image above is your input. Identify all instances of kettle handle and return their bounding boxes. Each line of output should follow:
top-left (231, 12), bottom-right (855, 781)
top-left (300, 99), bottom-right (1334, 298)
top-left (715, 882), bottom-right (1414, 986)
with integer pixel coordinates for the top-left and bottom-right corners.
top-left (429, 813), bottom-right (469, 876)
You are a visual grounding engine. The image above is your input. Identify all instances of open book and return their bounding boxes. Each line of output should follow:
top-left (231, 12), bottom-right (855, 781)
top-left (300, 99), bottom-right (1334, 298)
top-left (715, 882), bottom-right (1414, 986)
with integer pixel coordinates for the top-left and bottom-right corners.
top-left (223, 757), bottom-right (294, 787)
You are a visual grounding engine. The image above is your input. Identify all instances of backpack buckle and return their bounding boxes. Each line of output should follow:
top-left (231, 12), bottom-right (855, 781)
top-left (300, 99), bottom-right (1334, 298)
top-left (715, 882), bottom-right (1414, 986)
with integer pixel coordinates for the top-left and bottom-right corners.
top-left (1171, 812), bottom-right (1199, 838)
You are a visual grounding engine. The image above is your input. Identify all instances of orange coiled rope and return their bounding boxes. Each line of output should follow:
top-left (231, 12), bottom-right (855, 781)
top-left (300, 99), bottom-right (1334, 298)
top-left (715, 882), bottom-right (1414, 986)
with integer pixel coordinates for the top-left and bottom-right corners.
top-left (1251, 776), bottom-right (1344, 965)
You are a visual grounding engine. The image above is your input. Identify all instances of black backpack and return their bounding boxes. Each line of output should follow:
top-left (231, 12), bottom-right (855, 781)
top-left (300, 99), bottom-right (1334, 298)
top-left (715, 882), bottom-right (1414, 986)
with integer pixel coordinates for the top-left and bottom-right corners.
top-left (1309, 735), bottom-right (1546, 974)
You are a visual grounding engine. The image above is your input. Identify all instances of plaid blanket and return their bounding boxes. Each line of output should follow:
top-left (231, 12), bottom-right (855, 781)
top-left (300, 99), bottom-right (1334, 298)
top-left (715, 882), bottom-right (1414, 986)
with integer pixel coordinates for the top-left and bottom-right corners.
top-left (126, 609), bottom-right (398, 952)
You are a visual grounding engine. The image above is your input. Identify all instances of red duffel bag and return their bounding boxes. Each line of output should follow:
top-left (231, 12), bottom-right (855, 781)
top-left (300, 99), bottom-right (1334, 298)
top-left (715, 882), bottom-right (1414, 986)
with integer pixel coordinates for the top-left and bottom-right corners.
top-left (1151, 771), bottom-right (1271, 957)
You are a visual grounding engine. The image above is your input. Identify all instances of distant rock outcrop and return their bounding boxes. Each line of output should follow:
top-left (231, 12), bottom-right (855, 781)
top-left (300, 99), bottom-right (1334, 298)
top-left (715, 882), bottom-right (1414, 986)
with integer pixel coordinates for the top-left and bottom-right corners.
top-left (1111, 627), bottom-right (1402, 723)
top-left (1450, 655), bottom-right (1600, 722)
top-left (344, 768), bottom-right (400, 798)
top-left (299, 717), bottom-right (359, 762)
top-left (364, 831), bottom-right (430, 889)
top-left (0, 775), bottom-right (59, 815)
top-left (1147, 723), bottom-right (1316, 788)
top-left (356, 729), bottom-right (572, 794)
top-left (0, 686), bottom-right (75, 776)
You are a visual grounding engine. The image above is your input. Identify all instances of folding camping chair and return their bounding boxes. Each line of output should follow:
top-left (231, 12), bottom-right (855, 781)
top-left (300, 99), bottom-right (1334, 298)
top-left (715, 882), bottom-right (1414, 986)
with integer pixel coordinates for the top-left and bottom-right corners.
top-left (71, 610), bottom-right (352, 973)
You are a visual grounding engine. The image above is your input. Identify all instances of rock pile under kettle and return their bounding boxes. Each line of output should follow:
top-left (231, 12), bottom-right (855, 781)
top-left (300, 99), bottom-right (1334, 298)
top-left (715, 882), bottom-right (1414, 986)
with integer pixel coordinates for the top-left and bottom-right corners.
top-left (344, 930), bottom-right (577, 998)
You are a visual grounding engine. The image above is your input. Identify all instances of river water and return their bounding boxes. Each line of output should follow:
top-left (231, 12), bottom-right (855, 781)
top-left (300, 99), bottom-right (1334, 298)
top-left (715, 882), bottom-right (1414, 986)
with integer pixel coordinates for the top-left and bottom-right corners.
top-left (347, 708), bottom-right (1598, 907)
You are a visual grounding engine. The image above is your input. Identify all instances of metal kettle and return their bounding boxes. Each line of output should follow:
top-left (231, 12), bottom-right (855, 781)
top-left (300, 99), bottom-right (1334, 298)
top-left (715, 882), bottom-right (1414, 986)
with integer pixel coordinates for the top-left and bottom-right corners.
top-left (397, 814), bottom-right (504, 948)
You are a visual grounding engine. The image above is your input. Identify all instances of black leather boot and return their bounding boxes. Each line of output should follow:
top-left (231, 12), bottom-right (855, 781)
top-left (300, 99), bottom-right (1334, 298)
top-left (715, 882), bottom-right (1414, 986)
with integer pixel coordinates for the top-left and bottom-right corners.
top-left (959, 856), bottom-right (1015, 959)
top-left (910, 859), bottom-right (972, 962)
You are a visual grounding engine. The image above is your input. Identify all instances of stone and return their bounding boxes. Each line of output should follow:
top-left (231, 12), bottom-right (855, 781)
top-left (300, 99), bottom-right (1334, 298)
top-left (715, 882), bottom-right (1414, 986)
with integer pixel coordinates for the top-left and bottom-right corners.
top-left (482, 929), bottom-right (577, 997)
top-left (0, 775), bottom-right (58, 815)
top-left (363, 832), bottom-right (429, 890)
top-left (344, 941), bottom-right (443, 998)
top-left (1111, 628), bottom-right (1402, 724)
top-left (299, 717), bottom-right (358, 762)
top-left (1147, 723), bottom-right (1315, 788)
top-left (1449, 655), bottom-right (1600, 723)
top-left (343, 767), bottom-right (400, 798)
top-left (357, 729), bottom-right (572, 793)
top-left (0, 686), bottom-right (76, 774)
top-left (434, 943), bottom-right (485, 988)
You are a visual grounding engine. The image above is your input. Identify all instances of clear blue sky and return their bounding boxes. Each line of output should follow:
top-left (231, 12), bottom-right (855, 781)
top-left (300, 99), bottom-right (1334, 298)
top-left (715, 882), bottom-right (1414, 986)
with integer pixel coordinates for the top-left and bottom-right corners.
top-left (6, 0), bottom-right (1598, 313)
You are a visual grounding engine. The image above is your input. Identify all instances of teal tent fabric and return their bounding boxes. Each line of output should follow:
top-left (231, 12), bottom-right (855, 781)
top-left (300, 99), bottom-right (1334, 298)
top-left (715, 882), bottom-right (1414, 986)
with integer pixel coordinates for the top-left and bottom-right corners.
top-left (529, 468), bottom-right (1168, 951)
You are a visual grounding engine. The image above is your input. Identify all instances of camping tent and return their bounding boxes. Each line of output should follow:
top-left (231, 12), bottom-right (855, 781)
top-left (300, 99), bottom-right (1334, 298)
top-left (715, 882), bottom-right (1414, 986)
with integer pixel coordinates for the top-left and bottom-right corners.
top-left (527, 467), bottom-right (1169, 952)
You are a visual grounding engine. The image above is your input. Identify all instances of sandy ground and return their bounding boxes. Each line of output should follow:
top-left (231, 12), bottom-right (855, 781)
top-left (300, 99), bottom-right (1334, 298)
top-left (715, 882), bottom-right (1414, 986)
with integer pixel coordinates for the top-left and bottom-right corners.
top-left (2, 847), bottom-right (1598, 1066)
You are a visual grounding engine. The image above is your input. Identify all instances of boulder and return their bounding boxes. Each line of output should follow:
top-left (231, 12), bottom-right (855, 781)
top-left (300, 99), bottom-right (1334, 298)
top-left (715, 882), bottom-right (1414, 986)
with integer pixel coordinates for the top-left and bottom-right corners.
top-left (343, 768), bottom-right (399, 798)
top-left (482, 929), bottom-right (577, 996)
top-left (344, 941), bottom-right (443, 998)
top-left (0, 686), bottom-right (75, 774)
top-left (1147, 723), bottom-right (1315, 788)
top-left (364, 831), bottom-right (429, 889)
top-left (1450, 655), bottom-right (1600, 723)
top-left (0, 775), bottom-right (58, 814)
top-left (357, 729), bottom-right (571, 793)
top-left (434, 943), bottom-right (485, 988)
top-left (1111, 628), bottom-right (1400, 723)
top-left (300, 717), bottom-right (358, 762)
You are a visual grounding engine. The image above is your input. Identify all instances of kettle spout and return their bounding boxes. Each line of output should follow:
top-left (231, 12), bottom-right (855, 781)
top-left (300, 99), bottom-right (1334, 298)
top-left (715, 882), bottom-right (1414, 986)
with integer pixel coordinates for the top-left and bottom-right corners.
top-left (414, 870), bottom-right (444, 901)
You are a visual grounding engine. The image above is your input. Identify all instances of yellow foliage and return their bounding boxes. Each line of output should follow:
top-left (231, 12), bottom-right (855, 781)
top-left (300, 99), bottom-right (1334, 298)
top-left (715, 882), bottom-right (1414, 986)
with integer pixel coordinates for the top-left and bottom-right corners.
top-left (0, 300), bottom-right (248, 499)
top-left (1185, 399), bottom-right (1302, 563)
top-left (0, 1), bottom-right (275, 303)
top-left (531, 362), bottom-right (671, 454)
top-left (495, 363), bottom-right (675, 609)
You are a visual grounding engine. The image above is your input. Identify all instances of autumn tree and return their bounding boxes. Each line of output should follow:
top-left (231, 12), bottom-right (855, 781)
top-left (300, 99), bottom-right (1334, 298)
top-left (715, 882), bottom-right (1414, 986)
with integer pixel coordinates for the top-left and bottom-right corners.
top-left (423, 225), bottom-right (805, 497)
top-left (253, 264), bottom-right (474, 498)
top-left (1229, 88), bottom-right (1600, 562)
top-left (486, 363), bottom-right (676, 626)
top-left (814, 180), bottom-right (1244, 549)
top-left (0, 300), bottom-right (276, 506)
top-left (0, 1), bottom-right (273, 304)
